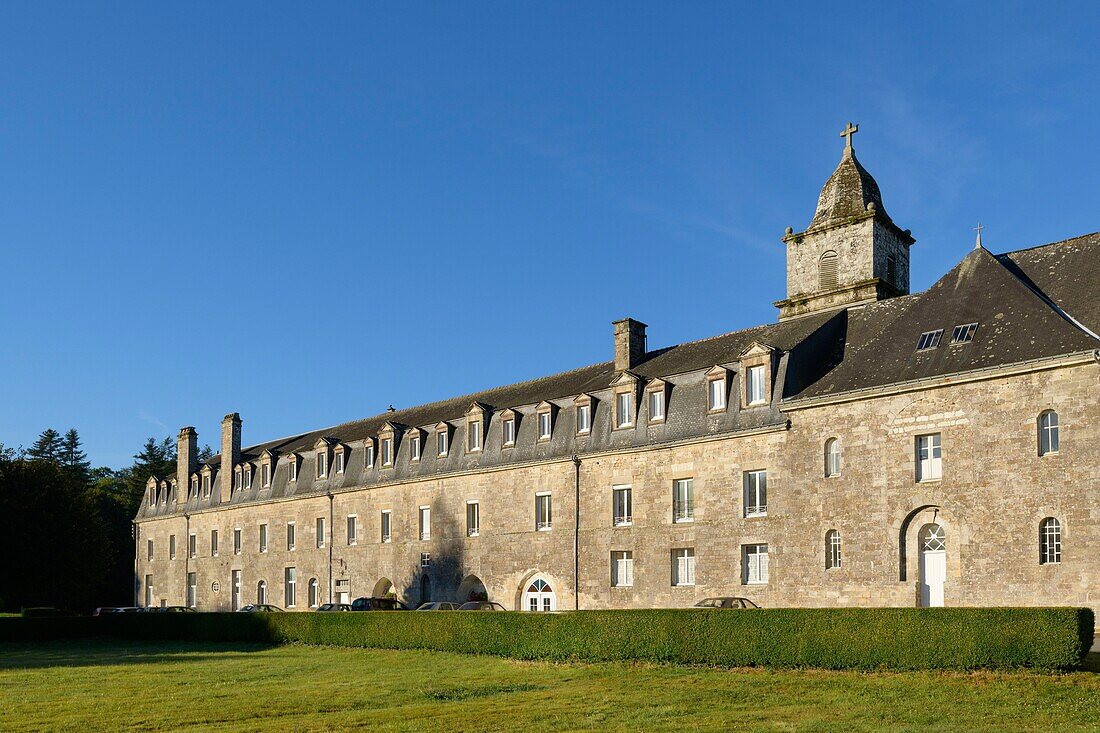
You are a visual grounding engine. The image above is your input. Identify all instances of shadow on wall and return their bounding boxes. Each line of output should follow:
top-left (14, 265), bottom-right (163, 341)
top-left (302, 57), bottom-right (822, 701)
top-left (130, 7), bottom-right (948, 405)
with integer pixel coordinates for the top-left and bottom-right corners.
top-left (399, 511), bottom-right (489, 607)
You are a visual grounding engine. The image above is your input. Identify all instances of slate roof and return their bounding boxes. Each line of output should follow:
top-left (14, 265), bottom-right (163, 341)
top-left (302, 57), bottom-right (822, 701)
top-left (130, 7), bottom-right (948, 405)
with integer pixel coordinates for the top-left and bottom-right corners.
top-left (808, 147), bottom-right (891, 229)
top-left (997, 232), bottom-right (1100, 337)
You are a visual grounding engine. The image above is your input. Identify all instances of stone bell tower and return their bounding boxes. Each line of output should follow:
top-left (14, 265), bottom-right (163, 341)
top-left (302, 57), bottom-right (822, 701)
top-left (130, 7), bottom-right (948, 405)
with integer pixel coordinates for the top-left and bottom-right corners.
top-left (774, 123), bottom-right (915, 321)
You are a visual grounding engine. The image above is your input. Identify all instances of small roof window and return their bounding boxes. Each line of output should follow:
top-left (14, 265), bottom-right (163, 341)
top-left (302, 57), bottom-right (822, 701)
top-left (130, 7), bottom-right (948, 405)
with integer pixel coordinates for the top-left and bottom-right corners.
top-left (916, 329), bottom-right (943, 351)
top-left (950, 323), bottom-right (978, 345)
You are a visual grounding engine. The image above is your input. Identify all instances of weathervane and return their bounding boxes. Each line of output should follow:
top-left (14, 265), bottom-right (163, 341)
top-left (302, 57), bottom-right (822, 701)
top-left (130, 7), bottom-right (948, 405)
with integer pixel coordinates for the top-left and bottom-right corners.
top-left (840, 121), bottom-right (859, 149)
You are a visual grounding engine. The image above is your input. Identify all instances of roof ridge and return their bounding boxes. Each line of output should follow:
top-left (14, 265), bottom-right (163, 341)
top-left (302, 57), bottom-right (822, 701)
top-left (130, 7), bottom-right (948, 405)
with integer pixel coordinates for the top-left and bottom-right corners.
top-left (998, 230), bottom-right (1100, 257)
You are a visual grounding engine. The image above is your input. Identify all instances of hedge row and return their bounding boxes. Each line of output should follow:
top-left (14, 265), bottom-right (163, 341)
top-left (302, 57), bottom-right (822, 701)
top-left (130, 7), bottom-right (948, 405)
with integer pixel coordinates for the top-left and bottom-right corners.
top-left (1, 607), bottom-right (1093, 671)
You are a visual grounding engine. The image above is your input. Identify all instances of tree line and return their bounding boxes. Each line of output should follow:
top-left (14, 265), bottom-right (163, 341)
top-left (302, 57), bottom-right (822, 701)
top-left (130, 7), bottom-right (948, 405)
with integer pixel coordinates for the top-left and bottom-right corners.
top-left (0, 429), bottom-right (209, 613)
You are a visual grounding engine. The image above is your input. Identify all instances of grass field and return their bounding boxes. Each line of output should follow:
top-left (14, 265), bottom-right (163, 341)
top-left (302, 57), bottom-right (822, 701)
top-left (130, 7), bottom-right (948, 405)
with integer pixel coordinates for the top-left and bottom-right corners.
top-left (1, 641), bottom-right (1098, 732)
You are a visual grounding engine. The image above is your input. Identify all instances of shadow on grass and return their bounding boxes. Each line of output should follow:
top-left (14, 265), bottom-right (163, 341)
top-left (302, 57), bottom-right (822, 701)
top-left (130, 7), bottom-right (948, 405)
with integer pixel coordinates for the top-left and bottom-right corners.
top-left (1081, 652), bottom-right (1100, 674)
top-left (0, 639), bottom-right (275, 671)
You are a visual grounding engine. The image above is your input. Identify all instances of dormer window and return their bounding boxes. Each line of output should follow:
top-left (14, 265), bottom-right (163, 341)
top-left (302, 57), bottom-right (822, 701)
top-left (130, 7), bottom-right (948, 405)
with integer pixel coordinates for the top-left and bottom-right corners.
top-left (647, 380), bottom-right (667, 423)
top-left (190, 476), bottom-right (199, 497)
top-left (615, 392), bottom-right (634, 428)
top-left (409, 432), bottom-right (422, 462)
top-left (381, 437), bottom-right (393, 466)
top-left (436, 424), bottom-right (449, 457)
top-left (261, 463), bottom-right (270, 488)
top-left (738, 342), bottom-right (774, 409)
top-left (610, 372), bottom-right (639, 431)
top-left (288, 455), bottom-right (298, 482)
top-left (316, 451), bottom-right (327, 478)
top-left (364, 441), bottom-right (375, 468)
top-left (243, 467), bottom-right (252, 490)
top-left (501, 409), bottom-right (517, 448)
top-left (202, 472), bottom-right (211, 497)
top-left (574, 395), bottom-right (593, 435)
top-left (377, 424), bottom-right (399, 468)
top-left (467, 420), bottom-right (482, 451)
top-left (465, 403), bottom-right (488, 453)
top-left (705, 367), bottom-right (728, 412)
top-left (746, 366), bottom-right (766, 405)
top-left (234, 468), bottom-right (242, 491)
top-left (536, 403), bottom-right (554, 442)
top-left (335, 447), bottom-right (345, 474)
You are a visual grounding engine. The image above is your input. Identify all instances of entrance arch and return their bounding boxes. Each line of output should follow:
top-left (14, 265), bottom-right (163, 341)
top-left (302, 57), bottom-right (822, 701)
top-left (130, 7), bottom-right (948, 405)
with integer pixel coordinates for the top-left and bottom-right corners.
top-left (522, 577), bottom-right (556, 612)
top-left (420, 574), bottom-right (431, 605)
top-left (918, 523), bottom-right (946, 607)
top-left (372, 577), bottom-right (394, 598)
top-left (457, 575), bottom-right (488, 603)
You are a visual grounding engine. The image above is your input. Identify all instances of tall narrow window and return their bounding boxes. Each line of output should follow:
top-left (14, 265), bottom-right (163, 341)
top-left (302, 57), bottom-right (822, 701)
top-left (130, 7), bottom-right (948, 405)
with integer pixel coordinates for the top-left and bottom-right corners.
top-left (613, 485), bottom-right (632, 526)
top-left (673, 478), bottom-right (694, 523)
top-left (826, 530), bottom-right (841, 569)
top-left (259, 524), bottom-right (268, 553)
top-left (308, 578), bottom-right (319, 608)
top-left (188, 533), bottom-right (196, 559)
top-left (284, 567), bottom-right (296, 608)
top-left (144, 575), bottom-right (153, 607)
top-left (186, 572), bottom-right (196, 608)
top-left (419, 506), bottom-right (431, 540)
top-left (916, 433), bottom-right (942, 481)
top-left (210, 529), bottom-right (218, 557)
top-left (233, 528), bottom-right (242, 555)
top-left (437, 430), bottom-right (449, 457)
top-left (335, 450), bottom-right (345, 473)
top-left (147, 538), bottom-right (153, 561)
top-left (466, 501), bottom-right (480, 537)
top-left (234, 468), bottom-right (242, 490)
top-left (743, 544), bottom-right (769, 584)
top-left (467, 422), bottom-right (482, 452)
top-left (316, 452), bottom-right (327, 478)
top-left (315, 517), bottom-right (325, 548)
top-left (819, 250), bottom-right (839, 290)
top-left (1039, 518), bottom-right (1061, 565)
top-left (288, 458), bottom-right (298, 482)
top-left (257, 580), bottom-right (267, 605)
top-left (1038, 411), bottom-right (1059, 456)
top-left (381, 510), bottom-right (392, 543)
top-left (743, 470), bottom-right (767, 517)
top-left (537, 411), bottom-right (552, 441)
top-left (203, 474), bottom-right (211, 496)
top-left (648, 389), bottom-right (665, 422)
top-left (286, 521), bottom-right (296, 551)
top-left (577, 404), bottom-right (591, 434)
top-left (243, 467), bottom-right (251, 490)
top-left (825, 438), bottom-right (841, 477)
top-left (672, 548), bottom-right (695, 586)
top-left (746, 365), bottom-right (766, 405)
top-left (502, 417), bottom-right (515, 447)
top-left (261, 463), bottom-right (270, 488)
top-left (611, 551), bottom-right (634, 587)
top-left (382, 438), bottom-right (393, 466)
top-left (535, 493), bottom-right (552, 530)
top-left (708, 377), bottom-right (726, 411)
top-left (191, 476), bottom-right (199, 497)
top-left (410, 435), bottom-right (421, 461)
top-left (346, 515), bottom-right (358, 546)
top-left (169, 535), bottom-right (176, 560)
top-left (365, 443), bottom-right (375, 468)
top-left (616, 392), bottom-right (633, 428)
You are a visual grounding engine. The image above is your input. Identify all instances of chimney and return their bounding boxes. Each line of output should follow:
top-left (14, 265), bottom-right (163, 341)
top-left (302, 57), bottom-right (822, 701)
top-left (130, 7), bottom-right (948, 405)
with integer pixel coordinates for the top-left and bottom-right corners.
top-left (176, 427), bottom-right (197, 502)
top-left (219, 413), bottom-right (241, 503)
top-left (612, 318), bottom-right (648, 371)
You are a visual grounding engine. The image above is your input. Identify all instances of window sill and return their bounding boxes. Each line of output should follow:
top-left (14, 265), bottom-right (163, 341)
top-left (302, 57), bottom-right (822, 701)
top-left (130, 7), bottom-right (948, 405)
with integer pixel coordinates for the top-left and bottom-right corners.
top-left (916, 478), bottom-right (942, 484)
top-left (672, 583), bottom-right (695, 588)
top-left (467, 532), bottom-right (480, 538)
top-left (673, 518), bottom-right (695, 524)
top-left (613, 520), bottom-right (633, 528)
top-left (537, 526), bottom-right (553, 532)
top-left (1039, 452), bottom-right (1059, 458)
top-left (611, 584), bottom-right (633, 589)
top-left (744, 512), bottom-right (768, 519)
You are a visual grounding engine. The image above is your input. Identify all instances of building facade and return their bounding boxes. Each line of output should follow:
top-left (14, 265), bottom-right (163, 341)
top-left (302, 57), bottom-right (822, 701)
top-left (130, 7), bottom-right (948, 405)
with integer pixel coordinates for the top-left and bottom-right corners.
top-left (135, 130), bottom-right (1100, 615)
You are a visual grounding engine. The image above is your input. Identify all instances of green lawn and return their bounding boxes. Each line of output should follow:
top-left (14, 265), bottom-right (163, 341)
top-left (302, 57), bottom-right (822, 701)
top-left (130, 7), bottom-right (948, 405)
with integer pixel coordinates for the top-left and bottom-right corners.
top-left (1, 641), bottom-right (1098, 732)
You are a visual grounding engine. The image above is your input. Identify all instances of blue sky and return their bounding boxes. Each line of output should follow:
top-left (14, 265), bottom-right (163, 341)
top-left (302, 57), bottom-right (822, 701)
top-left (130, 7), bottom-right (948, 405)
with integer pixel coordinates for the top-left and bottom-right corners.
top-left (1, 3), bottom-right (1097, 468)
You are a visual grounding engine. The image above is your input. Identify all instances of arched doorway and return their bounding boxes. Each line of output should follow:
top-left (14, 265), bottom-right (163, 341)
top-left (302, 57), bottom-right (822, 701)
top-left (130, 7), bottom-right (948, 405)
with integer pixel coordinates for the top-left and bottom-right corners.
top-left (522, 577), bottom-right (556, 612)
top-left (372, 578), bottom-right (394, 599)
top-left (420, 574), bottom-right (431, 605)
top-left (457, 574), bottom-right (488, 603)
top-left (919, 523), bottom-right (946, 607)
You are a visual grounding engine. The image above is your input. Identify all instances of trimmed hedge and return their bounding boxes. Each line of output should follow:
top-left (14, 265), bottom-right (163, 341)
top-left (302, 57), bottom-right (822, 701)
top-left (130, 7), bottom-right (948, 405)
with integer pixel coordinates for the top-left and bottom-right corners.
top-left (1, 607), bottom-right (1093, 671)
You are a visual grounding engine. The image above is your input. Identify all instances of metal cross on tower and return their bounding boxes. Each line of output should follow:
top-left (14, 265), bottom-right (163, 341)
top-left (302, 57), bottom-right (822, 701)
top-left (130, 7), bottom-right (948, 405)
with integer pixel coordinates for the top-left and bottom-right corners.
top-left (840, 121), bottom-right (859, 149)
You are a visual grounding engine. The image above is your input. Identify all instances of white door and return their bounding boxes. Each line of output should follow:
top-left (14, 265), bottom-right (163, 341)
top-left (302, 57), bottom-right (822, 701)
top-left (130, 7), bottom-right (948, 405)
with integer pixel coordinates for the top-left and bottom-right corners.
top-left (522, 578), bottom-right (556, 612)
top-left (232, 570), bottom-right (241, 611)
top-left (919, 524), bottom-right (946, 607)
top-left (337, 591), bottom-right (349, 605)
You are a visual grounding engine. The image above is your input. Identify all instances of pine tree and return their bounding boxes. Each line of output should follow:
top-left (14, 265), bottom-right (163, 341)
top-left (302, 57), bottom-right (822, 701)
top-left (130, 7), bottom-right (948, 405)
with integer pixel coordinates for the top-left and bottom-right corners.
top-left (198, 444), bottom-right (214, 462)
top-left (59, 429), bottom-right (92, 483)
top-left (27, 429), bottom-right (63, 463)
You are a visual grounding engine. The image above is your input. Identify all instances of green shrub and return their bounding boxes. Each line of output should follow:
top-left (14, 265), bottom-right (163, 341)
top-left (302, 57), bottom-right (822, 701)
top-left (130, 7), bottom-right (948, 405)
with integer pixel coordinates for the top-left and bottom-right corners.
top-left (0, 607), bottom-right (1092, 671)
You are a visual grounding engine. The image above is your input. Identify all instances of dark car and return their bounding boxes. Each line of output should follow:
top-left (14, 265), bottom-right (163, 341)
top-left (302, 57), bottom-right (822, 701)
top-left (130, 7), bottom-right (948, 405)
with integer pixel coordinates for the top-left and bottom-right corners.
top-left (350, 597), bottom-right (410, 611)
top-left (692, 597), bottom-right (760, 609)
top-left (457, 601), bottom-right (507, 611)
top-left (416, 602), bottom-right (459, 611)
top-left (147, 606), bottom-right (197, 613)
top-left (237, 604), bottom-right (284, 612)
top-left (316, 603), bottom-right (353, 612)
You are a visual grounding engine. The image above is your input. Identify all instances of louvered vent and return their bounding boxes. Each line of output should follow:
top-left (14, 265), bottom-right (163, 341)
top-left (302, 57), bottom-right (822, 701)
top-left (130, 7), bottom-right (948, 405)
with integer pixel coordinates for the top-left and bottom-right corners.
top-left (819, 250), bottom-right (839, 291)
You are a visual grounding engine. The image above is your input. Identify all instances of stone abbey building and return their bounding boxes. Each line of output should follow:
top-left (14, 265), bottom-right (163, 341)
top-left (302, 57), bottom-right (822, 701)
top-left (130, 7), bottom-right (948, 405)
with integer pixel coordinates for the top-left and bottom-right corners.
top-left (135, 128), bottom-right (1100, 614)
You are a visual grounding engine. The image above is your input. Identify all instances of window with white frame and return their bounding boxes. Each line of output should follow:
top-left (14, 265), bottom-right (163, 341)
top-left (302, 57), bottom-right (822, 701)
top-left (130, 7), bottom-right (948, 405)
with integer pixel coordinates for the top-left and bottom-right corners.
top-left (382, 438), bottom-right (393, 466)
top-left (288, 458), bottom-right (297, 482)
top-left (243, 467), bottom-right (252, 490)
top-left (746, 365), bottom-right (766, 405)
top-left (421, 552), bottom-right (431, 568)
top-left (708, 376), bottom-right (727, 411)
top-left (308, 578), bottom-right (319, 608)
top-left (826, 530), bottom-right (841, 569)
top-left (419, 506), bottom-right (431, 540)
top-left (316, 452), bottom-right (327, 478)
top-left (577, 403), bottom-right (591, 434)
top-left (673, 478), bottom-right (694, 522)
top-left (286, 521), bottom-right (296, 551)
top-left (259, 524), bottom-right (268, 553)
top-left (537, 411), bottom-right (552, 441)
top-left (381, 510), bottom-right (392, 542)
top-left (347, 515), bottom-right (358, 545)
top-left (466, 501), bottom-right (480, 537)
top-left (916, 329), bottom-right (943, 351)
top-left (410, 434), bottom-right (421, 461)
top-left (188, 533), bottom-right (196, 559)
top-left (915, 433), bottom-right (942, 481)
top-left (648, 389), bottom-right (665, 422)
top-left (169, 534), bottom-right (176, 560)
top-left (233, 528), bottom-right (242, 555)
top-left (144, 575), bottom-right (153, 607)
top-left (672, 548), bottom-right (695, 586)
top-left (743, 470), bottom-right (767, 517)
top-left (147, 538), bottom-right (153, 561)
top-left (365, 443), bottom-right (375, 468)
top-left (1038, 411), bottom-right (1059, 456)
top-left (234, 468), bottom-right (242, 491)
top-left (1040, 517), bottom-right (1061, 565)
top-left (261, 463), bottom-right (270, 488)
top-left (315, 517), bottom-right (325, 548)
top-left (335, 449), bottom-right (345, 473)
top-left (743, 544), bottom-right (769, 584)
top-left (187, 572), bottom-right (196, 608)
top-left (284, 567), bottom-right (296, 608)
top-left (535, 493), bottom-right (552, 530)
top-left (203, 474), bottom-right (211, 496)
top-left (210, 529), bottom-right (218, 557)
top-left (437, 430), bottom-right (449, 457)
top-left (825, 438), bottom-right (841, 477)
top-left (615, 391), bottom-right (633, 428)
top-left (613, 485), bottom-right (632, 526)
top-left (467, 421), bottom-right (482, 452)
top-left (502, 417), bottom-right (515, 447)
top-left (191, 476), bottom-right (199, 497)
top-left (611, 551), bottom-right (634, 587)
top-left (257, 579), bottom-right (266, 605)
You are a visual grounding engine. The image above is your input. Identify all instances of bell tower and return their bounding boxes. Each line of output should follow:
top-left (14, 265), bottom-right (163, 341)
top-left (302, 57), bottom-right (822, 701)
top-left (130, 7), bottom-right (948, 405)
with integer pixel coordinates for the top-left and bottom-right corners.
top-left (774, 123), bottom-right (915, 321)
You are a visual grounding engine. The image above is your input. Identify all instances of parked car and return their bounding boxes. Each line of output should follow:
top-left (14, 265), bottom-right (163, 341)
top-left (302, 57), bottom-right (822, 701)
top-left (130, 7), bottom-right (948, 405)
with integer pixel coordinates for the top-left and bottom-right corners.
top-left (457, 601), bottom-right (507, 611)
top-left (416, 602), bottom-right (459, 611)
top-left (146, 606), bottom-right (197, 613)
top-left (350, 597), bottom-right (410, 611)
top-left (93, 607), bottom-right (122, 616)
top-left (237, 604), bottom-right (284, 612)
top-left (316, 603), bottom-right (353, 612)
top-left (692, 597), bottom-right (760, 609)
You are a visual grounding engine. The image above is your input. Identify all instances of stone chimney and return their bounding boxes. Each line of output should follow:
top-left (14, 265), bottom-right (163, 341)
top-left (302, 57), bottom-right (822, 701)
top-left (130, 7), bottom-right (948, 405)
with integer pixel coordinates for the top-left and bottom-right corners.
top-left (219, 413), bottom-right (241, 503)
top-left (612, 318), bottom-right (647, 371)
top-left (176, 427), bottom-right (197, 502)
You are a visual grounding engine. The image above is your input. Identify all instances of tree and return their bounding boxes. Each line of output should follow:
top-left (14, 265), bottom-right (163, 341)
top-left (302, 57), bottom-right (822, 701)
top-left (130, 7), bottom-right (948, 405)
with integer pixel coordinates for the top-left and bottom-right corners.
top-left (27, 429), bottom-right (63, 463)
top-left (198, 444), bottom-right (214, 463)
top-left (59, 429), bottom-right (91, 483)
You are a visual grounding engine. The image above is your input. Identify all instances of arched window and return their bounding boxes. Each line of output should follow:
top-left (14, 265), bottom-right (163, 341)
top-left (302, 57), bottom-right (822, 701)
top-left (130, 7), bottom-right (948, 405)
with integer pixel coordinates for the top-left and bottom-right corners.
top-left (819, 250), bottom-right (839, 290)
top-left (824, 438), bottom-right (841, 477)
top-left (1039, 518), bottom-right (1061, 565)
top-left (257, 580), bottom-right (267, 605)
top-left (308, 578), bottom-right (319, 608)
top-left (1038, 411), bottom-right (1059, 456)
top-left (825, 530), bottom-right (841, 569)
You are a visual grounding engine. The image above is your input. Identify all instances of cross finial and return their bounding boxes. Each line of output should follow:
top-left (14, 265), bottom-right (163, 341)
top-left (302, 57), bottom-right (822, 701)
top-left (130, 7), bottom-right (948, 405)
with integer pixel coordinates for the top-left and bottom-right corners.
top-left (840, 121), bottom-right (859, 149)
top-left (974, 222), bottom-right (984, 249)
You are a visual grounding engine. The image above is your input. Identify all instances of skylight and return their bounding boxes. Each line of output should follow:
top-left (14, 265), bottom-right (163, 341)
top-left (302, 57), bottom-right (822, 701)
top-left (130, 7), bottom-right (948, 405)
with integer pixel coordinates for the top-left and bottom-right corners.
top-left (916, 330), bottom-right (943, 351)
top-left (950, 323), bottom-right (978, 344)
